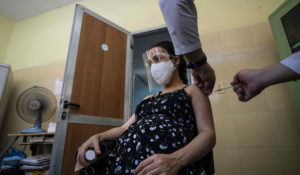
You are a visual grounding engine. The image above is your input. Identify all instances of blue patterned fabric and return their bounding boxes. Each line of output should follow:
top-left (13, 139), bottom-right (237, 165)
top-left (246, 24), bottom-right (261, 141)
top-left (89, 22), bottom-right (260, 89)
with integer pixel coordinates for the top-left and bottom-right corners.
top-left (0, 147), bottom-right (26, 170)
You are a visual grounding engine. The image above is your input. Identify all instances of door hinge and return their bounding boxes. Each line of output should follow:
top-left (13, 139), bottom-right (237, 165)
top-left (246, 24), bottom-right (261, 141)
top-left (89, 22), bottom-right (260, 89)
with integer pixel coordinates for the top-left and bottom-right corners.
top-left (131, 38), bottom-right (134, 49)
top-left (61, 112), bottom-right (66, 120)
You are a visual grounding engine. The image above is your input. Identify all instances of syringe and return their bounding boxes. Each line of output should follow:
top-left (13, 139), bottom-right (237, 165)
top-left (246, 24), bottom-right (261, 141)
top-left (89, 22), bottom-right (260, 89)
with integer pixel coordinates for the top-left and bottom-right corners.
top-left (213, 86), bottom-right (232, 93)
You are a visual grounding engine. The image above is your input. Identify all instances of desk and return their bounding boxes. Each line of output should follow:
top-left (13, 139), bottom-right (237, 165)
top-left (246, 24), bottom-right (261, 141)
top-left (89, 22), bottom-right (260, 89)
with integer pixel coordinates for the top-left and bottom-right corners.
top-left (7, 132), bottom-right (55, 145)
top-left (0, 133), bottom-right (55, 165)
top-left (0, 133), bottom-right (55, 174)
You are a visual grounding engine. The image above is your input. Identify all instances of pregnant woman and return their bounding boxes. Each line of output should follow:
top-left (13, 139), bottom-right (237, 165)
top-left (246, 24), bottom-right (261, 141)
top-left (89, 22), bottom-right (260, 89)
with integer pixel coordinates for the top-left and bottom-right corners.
top-left (77, 41), bottom-right (216, 175)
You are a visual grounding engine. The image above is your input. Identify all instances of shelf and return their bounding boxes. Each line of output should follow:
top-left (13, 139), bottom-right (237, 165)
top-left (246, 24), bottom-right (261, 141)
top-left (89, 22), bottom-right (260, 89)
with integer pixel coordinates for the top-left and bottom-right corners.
top-left (20, 142), bottom-right (53, 145)
top-left (7, 132), bottom-right (55, 137)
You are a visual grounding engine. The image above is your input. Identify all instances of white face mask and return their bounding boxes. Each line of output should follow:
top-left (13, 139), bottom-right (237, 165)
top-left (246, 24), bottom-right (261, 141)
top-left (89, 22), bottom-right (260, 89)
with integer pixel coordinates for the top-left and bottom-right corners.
top-left (151, 60), bottom-right (175, 85)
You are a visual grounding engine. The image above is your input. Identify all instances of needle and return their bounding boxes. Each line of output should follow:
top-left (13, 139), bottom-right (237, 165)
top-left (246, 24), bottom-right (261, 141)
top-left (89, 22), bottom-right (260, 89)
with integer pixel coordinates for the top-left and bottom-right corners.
top-left (213, 86), bottom-right (232, 93)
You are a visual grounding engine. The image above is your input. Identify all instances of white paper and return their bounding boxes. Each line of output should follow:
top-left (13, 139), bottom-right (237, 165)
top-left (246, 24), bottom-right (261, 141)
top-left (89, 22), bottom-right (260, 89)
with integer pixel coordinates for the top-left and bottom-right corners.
top-left (47, 122), bottom-right (56, 132)
top-left (54, 79), bottom-right (63, 95)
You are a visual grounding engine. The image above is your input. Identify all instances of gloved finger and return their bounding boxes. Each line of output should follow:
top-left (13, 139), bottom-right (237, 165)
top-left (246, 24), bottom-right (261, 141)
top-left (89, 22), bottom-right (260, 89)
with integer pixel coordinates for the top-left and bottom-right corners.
top-left (244, 91), bottom-right (253, 101)
top-left (238, 94), bottom-right (243, 100)
top-left (194, 83), bottom-right (201, 89)
top-left (198, 81), bottom-right (204, 88)
top-left (233, 84), bottom-right (239, 92)
top-left (244, 95), bottom-right (250, 101)
top-left (206, 80), bottom-right (215, 94)
top-left (239, 93), bottom-right (251, 102)
top-left (204, 82), bottom-right (209, 88)
top-left (238, 94), bottom-right (248, 102)
top-left (201, 83), bottom-right (211, 96)
top-left (237, 87), bottom-right (243, 94)
top-left (201, 87), bottom-right (210, 96)
top-left (231, 73), bottom-right (240, 85)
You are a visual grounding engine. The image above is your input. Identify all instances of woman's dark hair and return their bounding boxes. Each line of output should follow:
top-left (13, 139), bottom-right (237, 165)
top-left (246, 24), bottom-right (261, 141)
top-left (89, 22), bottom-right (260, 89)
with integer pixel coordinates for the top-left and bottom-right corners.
top-left (151, 41), bottom-right (188, 84)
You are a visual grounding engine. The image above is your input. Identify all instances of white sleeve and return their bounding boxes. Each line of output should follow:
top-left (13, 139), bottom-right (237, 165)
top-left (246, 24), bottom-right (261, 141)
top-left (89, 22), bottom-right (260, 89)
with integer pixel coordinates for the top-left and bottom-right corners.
top-left (159, 0), bottom-right (202, 55)
top-left (281, 51), bottom-right (300, 75)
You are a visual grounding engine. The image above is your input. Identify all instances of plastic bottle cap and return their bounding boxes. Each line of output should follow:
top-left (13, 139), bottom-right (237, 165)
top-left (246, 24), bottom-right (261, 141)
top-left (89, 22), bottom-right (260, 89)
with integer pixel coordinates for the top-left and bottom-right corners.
top-left (85, 150), bottom-right (96, 161)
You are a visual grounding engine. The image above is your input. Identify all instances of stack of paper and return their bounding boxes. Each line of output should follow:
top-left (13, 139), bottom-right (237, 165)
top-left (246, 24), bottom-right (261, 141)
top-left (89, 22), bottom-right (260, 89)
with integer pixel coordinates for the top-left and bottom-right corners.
top-left (20, 154), bottom-right (51, 170)
top-left (29, 136), bottom-right (45, 143)
top-left (44, 136), bottom-right (54, 143)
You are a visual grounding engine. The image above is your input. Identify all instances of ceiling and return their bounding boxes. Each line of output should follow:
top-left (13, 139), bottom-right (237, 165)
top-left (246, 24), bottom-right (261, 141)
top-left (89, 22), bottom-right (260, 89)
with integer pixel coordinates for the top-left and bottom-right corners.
top-left (0, 0), bottom-right (82, 21)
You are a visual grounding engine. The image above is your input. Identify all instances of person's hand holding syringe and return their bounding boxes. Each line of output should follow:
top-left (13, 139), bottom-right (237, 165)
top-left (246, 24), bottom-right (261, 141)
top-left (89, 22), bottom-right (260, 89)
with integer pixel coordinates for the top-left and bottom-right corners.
top-left (213, 85), bottom-right (232, 93)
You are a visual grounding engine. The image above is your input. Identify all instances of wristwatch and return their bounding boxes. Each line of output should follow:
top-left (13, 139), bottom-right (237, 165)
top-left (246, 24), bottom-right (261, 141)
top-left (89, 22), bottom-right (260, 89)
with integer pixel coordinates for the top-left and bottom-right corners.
top-left (186, 55), bottom-right (207, 69)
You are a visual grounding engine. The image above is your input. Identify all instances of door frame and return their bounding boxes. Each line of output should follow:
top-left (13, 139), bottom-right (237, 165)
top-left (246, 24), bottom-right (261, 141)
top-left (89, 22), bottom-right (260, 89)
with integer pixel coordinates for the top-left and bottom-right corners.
top-left (132, 25), bottom-right (166, 36)
top-left (50, 4), bottom-right (132, 175)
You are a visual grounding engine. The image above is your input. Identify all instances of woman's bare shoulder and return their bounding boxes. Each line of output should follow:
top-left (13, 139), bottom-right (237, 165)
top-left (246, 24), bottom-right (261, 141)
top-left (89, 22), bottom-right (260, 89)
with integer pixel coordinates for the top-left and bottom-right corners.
top-left (143, 94), bottom-right (155, 100)
top-left (184, 84), bottom-right (205, 97)
top-left (184, 84), bottom-right (201, 94)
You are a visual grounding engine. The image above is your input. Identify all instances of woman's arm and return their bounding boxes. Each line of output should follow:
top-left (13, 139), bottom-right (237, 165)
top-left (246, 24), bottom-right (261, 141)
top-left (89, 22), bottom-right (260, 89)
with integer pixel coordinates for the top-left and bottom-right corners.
top-left (171, 84), bottom-right (216, 168)
top-left (78, 114), bottom-right (136, 166)
top-left (134, 84), bottom-right (215, 175)
top-left (98, 114), bottom-right (137, 141)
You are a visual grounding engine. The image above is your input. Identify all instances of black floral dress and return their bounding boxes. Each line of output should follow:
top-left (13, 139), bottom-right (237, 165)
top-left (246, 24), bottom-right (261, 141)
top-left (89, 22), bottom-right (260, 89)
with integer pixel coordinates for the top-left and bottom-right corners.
top-left (100, 86), bottom-right (206, 175)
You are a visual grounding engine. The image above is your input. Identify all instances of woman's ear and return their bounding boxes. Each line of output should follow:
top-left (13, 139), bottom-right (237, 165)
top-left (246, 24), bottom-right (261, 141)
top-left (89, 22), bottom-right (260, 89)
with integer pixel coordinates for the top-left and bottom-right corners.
top-left (174, 56), bottom-right (180, 67)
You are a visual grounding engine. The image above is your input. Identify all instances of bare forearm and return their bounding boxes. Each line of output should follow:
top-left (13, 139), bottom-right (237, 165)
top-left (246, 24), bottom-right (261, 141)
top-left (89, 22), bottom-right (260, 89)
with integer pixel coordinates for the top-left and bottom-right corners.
top-left (97, 127), bottom-right (126, 141)
top-left (258, 63), bottom-right (300, 88)
top-left (97, 115), bottom-right (136, 141)
top-left (171, 130), bottom-right (216, 169)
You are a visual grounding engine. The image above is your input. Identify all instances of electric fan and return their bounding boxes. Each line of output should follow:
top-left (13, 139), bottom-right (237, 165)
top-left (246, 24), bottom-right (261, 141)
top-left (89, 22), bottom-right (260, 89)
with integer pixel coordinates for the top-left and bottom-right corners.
top-left (16, 86), bottom-right (57, 133)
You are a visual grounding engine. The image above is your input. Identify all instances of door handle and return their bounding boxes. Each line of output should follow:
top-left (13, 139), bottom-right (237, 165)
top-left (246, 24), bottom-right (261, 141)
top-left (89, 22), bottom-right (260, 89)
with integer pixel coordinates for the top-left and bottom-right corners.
top-left (63, 100), bottom-right (80, 109)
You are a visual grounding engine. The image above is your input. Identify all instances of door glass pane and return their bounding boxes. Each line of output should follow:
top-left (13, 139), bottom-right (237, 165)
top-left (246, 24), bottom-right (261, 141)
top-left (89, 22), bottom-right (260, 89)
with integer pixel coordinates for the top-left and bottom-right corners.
top-left (131, 29), bottom-right (191, 114)
top-left (281, 2), bottom-right (300, 53)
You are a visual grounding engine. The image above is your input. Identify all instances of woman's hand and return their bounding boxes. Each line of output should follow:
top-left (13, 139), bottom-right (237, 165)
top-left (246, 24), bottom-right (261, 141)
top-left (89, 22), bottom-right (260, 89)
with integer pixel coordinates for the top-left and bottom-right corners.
top-left (77, 134), bottom-right (102, 166)
top-left (134, 154), bottom-right (180, 175)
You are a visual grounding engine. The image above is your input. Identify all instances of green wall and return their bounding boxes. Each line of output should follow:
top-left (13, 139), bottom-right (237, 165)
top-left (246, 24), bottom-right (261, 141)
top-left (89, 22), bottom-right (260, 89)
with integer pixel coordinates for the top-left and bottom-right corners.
top-left (269, 0), bottom-right (300, 118)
